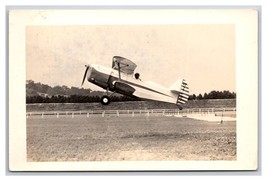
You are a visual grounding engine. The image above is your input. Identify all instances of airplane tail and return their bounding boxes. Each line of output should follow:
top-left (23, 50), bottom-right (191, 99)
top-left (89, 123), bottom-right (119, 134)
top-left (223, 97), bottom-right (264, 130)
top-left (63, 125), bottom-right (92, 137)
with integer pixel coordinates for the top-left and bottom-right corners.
top-left (169, 79), bottom-right (189, 105)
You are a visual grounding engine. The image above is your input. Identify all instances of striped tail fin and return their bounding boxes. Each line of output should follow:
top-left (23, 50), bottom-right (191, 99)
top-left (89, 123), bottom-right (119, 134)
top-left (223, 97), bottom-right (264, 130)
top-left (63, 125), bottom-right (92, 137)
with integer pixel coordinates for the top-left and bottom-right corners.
top-left (169, 79), bottom-right (189, 105)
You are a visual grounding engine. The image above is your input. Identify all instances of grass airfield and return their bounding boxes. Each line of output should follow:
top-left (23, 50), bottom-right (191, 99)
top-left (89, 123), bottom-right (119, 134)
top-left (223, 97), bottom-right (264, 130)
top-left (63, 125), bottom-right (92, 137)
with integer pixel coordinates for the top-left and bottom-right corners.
top-left (27, 115), bottom-right (236, 161)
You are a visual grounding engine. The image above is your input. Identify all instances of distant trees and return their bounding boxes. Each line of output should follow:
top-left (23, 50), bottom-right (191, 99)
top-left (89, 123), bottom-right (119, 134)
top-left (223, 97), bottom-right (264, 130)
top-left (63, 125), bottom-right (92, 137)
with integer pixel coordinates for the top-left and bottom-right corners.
top-left (26, 95), bottom-right (100, 104)
top-left (26, 95), bottom-right (140, 104)
top-left (26, 80), bottom-right (92, 97)
top-left (189, 90), bottom-right (236, 100)
top-left (25, 80), bottom-right (141, 103)
top-left (197, 94), bottom-right (203, 100)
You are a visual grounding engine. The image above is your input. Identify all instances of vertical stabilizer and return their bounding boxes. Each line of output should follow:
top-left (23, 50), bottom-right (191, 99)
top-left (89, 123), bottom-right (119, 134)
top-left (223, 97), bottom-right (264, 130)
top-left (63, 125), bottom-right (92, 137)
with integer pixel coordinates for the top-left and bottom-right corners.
top-left (169, 79), bottom-right (189, 105)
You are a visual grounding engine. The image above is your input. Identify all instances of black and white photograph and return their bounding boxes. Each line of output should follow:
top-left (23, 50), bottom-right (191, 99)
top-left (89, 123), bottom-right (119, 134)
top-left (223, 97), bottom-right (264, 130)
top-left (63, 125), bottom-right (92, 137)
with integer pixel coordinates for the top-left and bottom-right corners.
top-left (8, 9), bottom-right (258, 171)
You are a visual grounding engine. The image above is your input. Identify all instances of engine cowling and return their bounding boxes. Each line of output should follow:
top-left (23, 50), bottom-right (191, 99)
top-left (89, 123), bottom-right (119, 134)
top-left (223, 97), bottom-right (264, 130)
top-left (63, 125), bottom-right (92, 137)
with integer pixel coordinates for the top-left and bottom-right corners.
top-left (88, 64), bottom-right (111, 90)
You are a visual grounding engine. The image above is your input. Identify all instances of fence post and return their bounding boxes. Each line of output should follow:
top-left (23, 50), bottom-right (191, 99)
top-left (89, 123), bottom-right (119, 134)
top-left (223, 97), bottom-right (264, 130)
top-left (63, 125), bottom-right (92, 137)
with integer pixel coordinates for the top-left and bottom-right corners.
top-left (117, 110), bottom-right (119, 117)
top-left (27, 113), bottom-right (31, 119)
top-left (132, 111), bottom-right (134, 117)
top-left (57, 113), bottom-right (59, 118)
top-left (221, 110), bottom-right (224, 124)
top-left (87, 112), bottom-right (89, 118)
top-left (42, 112), bottom-right (44, 119)
top-left (72, 112), bottom-right (74, 118)
top-left (102, 111), bottom-right (105, 117)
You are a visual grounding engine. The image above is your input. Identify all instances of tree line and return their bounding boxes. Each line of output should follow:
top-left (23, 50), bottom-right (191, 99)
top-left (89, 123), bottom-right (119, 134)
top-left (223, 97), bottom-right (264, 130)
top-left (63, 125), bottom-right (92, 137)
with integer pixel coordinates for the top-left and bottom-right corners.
top-left (26, 80), bottom-right (140, 103)
top-left (189, 90), bottom-right (236, 100)
top-left (26, 95), bottom-right (140, 104)
top-left (25, 80), bottom-right (236, 103)
top-left (26, 80), bottom-right (92, 96)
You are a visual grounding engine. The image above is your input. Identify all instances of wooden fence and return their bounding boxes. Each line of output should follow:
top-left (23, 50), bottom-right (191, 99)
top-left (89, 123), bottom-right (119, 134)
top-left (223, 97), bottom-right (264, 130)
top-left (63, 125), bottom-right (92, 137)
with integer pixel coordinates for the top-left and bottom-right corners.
top-left (26, 107), bottom-right (236, 119)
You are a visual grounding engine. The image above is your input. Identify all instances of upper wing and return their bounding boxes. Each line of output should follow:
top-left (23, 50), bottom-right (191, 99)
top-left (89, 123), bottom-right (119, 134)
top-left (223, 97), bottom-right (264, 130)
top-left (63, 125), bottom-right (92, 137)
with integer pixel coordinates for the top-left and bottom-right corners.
top-left (112, 56), bottom-right (137, 75)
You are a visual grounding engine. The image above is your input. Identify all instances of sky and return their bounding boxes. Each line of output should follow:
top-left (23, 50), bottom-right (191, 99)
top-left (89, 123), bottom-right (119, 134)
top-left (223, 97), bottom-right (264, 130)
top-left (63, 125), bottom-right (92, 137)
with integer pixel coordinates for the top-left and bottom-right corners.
top-left (26, 25), bottom-right (235, 95)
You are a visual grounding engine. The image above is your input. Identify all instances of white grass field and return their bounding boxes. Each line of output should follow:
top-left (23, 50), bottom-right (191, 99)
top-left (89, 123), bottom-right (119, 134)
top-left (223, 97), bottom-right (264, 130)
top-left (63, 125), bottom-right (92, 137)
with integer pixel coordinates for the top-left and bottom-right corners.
top-left (27, 115), bottom-right (236, 161)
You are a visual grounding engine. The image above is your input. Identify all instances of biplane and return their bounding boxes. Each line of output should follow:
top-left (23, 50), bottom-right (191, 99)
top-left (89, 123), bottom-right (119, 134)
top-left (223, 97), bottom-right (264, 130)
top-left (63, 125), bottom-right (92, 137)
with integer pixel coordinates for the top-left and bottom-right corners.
top-left (81, 56), bottom-right (189, 109)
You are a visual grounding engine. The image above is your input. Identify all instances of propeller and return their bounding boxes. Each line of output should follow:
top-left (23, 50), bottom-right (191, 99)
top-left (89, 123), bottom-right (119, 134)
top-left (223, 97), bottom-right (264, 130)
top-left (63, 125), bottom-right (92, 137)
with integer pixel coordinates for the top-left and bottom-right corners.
top-left (81, 65), bottom-right (89, 86)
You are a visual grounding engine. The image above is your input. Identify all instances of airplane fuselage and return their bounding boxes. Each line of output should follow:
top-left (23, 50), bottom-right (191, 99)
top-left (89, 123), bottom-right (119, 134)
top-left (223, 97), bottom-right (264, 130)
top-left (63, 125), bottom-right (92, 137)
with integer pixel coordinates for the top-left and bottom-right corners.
top-left (86, 64), bottom-right (180, 104)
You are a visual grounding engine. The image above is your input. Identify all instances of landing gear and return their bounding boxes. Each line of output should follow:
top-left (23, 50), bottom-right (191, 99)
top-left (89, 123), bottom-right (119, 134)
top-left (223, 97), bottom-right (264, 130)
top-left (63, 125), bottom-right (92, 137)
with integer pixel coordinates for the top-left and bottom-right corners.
top-left (100, 95), bottom-right (111, 105)
top-left (101, 88), bottom-right (116, 105)
top-left (177, 105), bottom-right (183, 110)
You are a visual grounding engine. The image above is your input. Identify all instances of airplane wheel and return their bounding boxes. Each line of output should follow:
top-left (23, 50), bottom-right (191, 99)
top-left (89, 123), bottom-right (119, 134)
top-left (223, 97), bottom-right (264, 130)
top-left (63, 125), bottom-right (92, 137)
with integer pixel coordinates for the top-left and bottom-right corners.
top-left (101, 96), bottom-right (111, 105)
top-left (177, 105), bottom-right (183, 110)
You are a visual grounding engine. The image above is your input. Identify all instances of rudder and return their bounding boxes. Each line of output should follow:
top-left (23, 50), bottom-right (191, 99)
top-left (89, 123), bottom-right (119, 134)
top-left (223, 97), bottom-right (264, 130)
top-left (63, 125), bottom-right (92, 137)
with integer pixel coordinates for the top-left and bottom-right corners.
top-left (169, 79), bottom-right (189, 105)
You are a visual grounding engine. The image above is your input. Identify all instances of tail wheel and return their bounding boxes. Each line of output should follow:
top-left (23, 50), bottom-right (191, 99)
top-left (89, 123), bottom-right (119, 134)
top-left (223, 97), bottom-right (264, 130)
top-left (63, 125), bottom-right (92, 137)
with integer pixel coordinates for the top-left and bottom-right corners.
top-left (177, 105), bottom-right (183, 110)
top-left (101, 96), bottom-right (111, 105)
